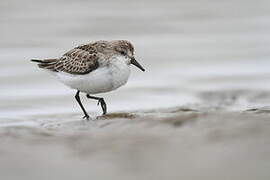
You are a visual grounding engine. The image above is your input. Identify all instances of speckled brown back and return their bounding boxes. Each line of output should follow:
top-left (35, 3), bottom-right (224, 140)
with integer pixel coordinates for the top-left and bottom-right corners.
top-left (32, 40), bottom-right (136, 75)
top-left (34, 43), bottom-right (100, 75)
top-left (54, 46), bottom-right (99, 75)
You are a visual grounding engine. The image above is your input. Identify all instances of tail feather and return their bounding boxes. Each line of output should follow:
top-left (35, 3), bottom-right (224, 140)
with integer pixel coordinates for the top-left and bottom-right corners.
top-left (31, 58), bottom-right (58, 71)
top-left (31, 59), bottom-right (44, 63)
top-left (31, 59), bottom-right (57, 63)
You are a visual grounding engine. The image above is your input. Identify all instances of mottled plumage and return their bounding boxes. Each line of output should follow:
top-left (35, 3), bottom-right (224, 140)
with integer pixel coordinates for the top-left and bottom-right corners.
top-left (32, 40), bottom-right (136, 75)
top-left (31, 40), bottom-right (145, 120)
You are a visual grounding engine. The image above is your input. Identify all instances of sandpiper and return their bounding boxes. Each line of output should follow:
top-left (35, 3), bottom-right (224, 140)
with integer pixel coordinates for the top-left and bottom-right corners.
top-left (31, 40), bottom-right (145, 120)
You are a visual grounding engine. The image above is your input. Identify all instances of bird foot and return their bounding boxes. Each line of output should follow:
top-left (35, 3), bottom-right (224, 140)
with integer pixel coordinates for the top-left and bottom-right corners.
top-left (83, 114), bottom-right (90, 120)
top-left (97, 98), bottom-right (107, 115)
top-left (86, 94), bottom-right (107, 115)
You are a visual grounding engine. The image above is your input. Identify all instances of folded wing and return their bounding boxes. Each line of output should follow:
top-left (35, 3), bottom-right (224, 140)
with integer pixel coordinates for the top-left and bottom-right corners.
top-left (31, 45), bottom-right (99, 75)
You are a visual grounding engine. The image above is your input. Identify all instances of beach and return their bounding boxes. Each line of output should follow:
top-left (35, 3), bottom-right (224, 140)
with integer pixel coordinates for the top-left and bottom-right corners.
top-left (1, 0), bottom-right (270, 179)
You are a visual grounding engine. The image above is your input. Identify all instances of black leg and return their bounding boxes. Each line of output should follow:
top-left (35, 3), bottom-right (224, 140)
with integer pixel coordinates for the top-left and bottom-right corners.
top-left (75, 91), bottom-right (90, 120)
top-left (86, 94), bottom-right (107, 115)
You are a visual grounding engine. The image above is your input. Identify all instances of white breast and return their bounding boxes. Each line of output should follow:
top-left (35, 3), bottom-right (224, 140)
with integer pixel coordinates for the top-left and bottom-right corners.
top-left (55, 56), bottom-right (131, 94)
top-left (109, 56), bottom-right (131, 90)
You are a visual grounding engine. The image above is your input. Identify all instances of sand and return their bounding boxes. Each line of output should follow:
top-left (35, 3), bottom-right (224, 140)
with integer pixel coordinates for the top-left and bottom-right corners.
top-left (1, 0), bottom-right (270, 179)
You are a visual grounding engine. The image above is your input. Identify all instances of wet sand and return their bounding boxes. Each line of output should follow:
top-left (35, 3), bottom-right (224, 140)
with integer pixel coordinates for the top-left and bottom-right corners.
top-left (1, 0), bottom-right (270, 179)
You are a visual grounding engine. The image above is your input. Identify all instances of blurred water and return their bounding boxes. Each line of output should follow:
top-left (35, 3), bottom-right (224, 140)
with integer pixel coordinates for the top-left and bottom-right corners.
top-left (1, 0), bottom-right (270, 179)
top-left (1, 0), bottom-right (270, 118)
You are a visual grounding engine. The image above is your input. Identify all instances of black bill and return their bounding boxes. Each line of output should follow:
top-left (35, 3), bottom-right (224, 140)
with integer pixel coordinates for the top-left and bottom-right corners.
top-left (131, 57), bottom-right (145, 72)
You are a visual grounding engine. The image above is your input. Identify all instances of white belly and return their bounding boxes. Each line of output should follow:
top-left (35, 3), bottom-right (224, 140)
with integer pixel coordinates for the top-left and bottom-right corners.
top-left (55, 60), bottom-right (131, 94)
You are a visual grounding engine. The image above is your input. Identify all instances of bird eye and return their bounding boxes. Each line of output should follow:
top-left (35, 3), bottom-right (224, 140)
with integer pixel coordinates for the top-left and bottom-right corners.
top-left (120, 51), bottom-right (126, 55)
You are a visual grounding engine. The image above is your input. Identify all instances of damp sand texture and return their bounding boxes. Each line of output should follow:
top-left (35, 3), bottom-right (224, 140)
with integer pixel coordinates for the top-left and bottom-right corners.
top-left (1, 0), bottom-right (270, 180)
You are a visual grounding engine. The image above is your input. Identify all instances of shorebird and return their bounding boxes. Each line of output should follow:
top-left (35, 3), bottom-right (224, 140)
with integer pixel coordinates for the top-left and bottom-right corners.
top-left (31, 40), bottom-right (145, 120)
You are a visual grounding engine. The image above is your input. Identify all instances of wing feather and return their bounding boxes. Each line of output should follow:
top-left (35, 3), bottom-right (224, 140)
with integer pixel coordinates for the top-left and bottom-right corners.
top-left (54, 45), bottom-right (99, 74)
top-left (32, 43), bottom-right (101, 75)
